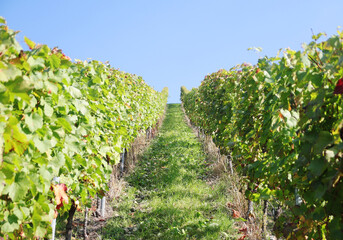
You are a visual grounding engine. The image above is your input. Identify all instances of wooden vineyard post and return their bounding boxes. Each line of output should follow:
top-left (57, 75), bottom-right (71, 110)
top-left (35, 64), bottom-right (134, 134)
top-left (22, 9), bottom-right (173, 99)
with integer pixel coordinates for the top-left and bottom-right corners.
top-left (146, 126), bottom-right (152, 139)
top-left (96, 195), bottom-right (106, 218)
top-left (51, 177), bottom-right (60, 240)
top-left (262, 200), bottom-right (268, 236)
top-left (227, 153), bottom-right (234, 175)
top-left (120, 148), bottom-right (126, 176)
top-left (100, 196), bottom-right (106, 217)
top-left (247, 200), bottom-right (254, 220)
top-left (246, 184), bottom-right (254, 221)
top-left (83, 206), bottom-right (88, 240)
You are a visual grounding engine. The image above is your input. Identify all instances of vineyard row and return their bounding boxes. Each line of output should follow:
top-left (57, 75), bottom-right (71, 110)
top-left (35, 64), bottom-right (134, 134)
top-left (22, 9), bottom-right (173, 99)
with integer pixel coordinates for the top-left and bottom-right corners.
top-left (181, 30), bottom-right (343, 239)
top-left (0, 17), bottom-right (168, 239)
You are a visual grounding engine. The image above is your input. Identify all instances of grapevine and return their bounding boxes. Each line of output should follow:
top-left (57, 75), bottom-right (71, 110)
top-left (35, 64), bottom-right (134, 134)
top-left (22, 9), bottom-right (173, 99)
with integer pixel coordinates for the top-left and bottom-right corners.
top-left (0, 17), bottom-right (168, 239)
top-left (181, 31), bottom-right (343, 239)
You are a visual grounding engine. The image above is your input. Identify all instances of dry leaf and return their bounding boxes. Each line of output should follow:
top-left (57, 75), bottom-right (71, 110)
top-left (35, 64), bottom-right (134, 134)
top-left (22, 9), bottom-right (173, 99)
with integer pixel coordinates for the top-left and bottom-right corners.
top-left (226, 202), bottom-right (235, 208)
top-left (232, 209), bottom-right (240, 218)
top-left (237, 235), bottom-right (246, 240)
top-left (53, 183), bottom-right (69, 209)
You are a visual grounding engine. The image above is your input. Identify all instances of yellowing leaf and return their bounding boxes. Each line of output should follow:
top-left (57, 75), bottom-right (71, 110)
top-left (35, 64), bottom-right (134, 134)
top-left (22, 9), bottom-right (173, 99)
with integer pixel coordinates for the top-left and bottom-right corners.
top-left (3, 118), bottom-right (28, 155)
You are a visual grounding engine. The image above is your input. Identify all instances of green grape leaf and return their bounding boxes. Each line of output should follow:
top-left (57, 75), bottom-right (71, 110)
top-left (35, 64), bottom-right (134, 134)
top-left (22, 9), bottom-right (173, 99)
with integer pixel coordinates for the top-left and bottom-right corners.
top-left (309, 157), bottom-right (327, 176)
top-left (48, 54), bottom-right (61, 69)
top-left (20, 207), bottom-right (30, 219)
top-left (60, 59), bottom-right (72, 68)
top-left (0, 64), bottom-right (22, 82)
top-left (313, 183), bottom-right (326, 199)
top-left (310, 73), bottom-right (324, 88)
top-left (27, 56), bottom-right (45, 70)
top-left (68, 86), bottom-right (82, 98)
top-left (75, 154), bottom-right (87, 167)
top-left (44, 103), bottom-right (53, 117)
top-left (48, 152), bottom-right (65, 174)
top-left (35, 226), bottom-right (47, 238)
top-left (57, 118), bottom-right (72, 132)
top-left (2, 77), bottom-right (32, 103)
top-left (4, 76), bottom-right (31, 93)
top-left (39, 166), bottom-right (53, 185)
top-left (24, 36), bottom-right (36, 50)
top-left (25, 113), bottom-right (43, 132)
top-left (13, 206), bottom-right (24, 221)
top-left (3, 119), bottom-right (28, 155)
top-left (99, 145), bottom-right (111, 157)
top-left (65, 155), bottom-right (73, 171)
top-left (7, 172), bottom-right (30, 201)
top-left (0, 16), bottom-right (6, 24)
top-left (65, 135), bottom-right (81, 153)
top-left (313, 131), bottom-right (333, 155)
top-left (73, 99), bottom-right (89, 115)
top-left (33, 135), bottom-right (55, 153)
top-left (1, 216), bottom-right (19, 233)
top-left (280, 109), bottom-right (298, 128)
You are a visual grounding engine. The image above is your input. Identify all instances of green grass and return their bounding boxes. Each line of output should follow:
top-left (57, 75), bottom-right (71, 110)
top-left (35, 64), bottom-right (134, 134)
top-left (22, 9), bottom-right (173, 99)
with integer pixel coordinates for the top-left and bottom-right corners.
top-left (102, 104), bottom-right (239, 240)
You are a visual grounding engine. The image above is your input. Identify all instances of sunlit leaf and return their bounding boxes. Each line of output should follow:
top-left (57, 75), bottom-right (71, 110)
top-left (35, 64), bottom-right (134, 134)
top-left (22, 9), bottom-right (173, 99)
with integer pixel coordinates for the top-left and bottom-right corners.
top-left (25, 113), bottom-right (43, 132)
top-left (24, 36), bottom-right (36, 50)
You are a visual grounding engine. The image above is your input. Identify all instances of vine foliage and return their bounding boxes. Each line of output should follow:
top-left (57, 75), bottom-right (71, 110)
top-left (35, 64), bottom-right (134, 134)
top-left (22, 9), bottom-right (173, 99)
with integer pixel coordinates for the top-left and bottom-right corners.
top-left (182, 31), bottom-right (343, 239)
top-left (0, 17), bottom-right (168, 239)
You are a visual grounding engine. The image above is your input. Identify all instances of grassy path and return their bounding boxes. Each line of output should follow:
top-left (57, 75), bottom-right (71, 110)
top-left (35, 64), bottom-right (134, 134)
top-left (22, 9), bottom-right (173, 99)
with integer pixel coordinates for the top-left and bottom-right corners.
top-left (102, 104), bottom-right (238, 239)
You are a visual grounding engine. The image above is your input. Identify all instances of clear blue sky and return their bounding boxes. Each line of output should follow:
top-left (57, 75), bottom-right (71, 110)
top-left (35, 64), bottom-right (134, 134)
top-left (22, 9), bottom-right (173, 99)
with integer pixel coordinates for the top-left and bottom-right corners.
top-left (2, 1), bottom-right (343, 103)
